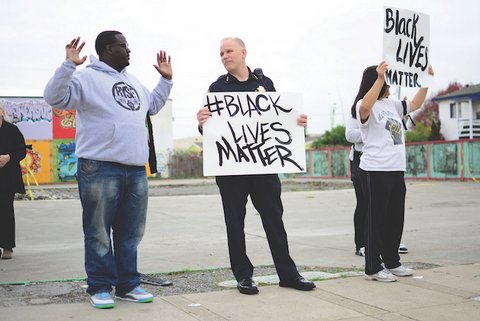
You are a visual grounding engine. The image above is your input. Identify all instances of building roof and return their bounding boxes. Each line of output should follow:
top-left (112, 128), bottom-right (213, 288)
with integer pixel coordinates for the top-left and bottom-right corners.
top-left (433, 84), bottom-right (480, 101)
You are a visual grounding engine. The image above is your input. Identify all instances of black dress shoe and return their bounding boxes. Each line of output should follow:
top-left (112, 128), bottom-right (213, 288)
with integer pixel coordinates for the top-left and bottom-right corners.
top-left (140, 273), bottom-right (173, 286)
top-left (279, 276), bottom-right (316, 291)
top-left (237, 278), bottom-right (259, 295)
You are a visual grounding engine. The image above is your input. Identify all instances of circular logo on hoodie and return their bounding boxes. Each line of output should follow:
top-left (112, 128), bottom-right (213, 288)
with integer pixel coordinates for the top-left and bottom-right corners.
top-left (112, 82), bottom-right (141, 111)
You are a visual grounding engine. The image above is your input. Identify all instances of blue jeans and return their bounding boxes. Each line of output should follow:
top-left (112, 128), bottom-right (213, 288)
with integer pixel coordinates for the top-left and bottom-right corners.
top-left (77, 158), bottom-right (148, 295)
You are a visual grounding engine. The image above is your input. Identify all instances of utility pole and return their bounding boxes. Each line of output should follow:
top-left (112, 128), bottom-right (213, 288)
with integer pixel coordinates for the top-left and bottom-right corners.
top-left (331, 102), bottom-right (336, 129)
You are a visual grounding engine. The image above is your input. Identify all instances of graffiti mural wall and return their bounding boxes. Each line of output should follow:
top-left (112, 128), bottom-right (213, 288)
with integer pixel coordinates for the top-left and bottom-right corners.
top-left (2, 97), bottom-right (173, 184)
top-left (52, 139), bottom-right (78, 182)
top-left (52, 108), bottom-right (76, 139)
top-left (3, 97), bottom-right (53, 140)
top-left (23, 140), bottom-right (52, 184)
top-left (1, 97), bottom-right (76, 184)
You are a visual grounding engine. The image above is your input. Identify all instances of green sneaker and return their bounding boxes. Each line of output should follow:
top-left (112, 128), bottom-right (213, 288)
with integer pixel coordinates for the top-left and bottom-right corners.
top-left (116, 286), bottom-right (154, 303)
top-left (90, 292), bottom-right (115, 309)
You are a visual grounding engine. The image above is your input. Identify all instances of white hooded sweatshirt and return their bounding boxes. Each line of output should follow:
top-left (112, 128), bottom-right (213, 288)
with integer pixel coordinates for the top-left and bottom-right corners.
top-left (44, 56), bottom-right (172, 166)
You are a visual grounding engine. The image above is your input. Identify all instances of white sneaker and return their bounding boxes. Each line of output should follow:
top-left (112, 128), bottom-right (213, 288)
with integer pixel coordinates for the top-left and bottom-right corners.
top-left (90, 292), bottom-right (115, 309)
top-left (365, 269), bottom-right (398, 282)
top-left (399, 244), bottom-right (408, 254)
top-left (355, 247), bottom-right (365, 257)
top-left (389, 265), bottom-right (414, 276)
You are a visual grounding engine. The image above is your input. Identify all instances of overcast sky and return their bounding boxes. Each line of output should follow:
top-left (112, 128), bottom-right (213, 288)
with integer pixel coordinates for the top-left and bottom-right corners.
top-left (1, 0), bottom-right (479, 138)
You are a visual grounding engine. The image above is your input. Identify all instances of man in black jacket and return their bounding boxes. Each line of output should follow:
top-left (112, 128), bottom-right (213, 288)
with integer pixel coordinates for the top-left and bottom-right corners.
top-left (197, 37), bottom-right (315, 295)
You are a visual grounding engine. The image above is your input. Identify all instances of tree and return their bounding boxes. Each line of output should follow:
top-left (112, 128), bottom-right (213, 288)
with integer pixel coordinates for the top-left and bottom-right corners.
top-left (409, 81), bottom-right (462, 142)
top-left (429, 119), bottom-right (443, 141)
top-left (311, 125), bottom-right (349, 148)
top-left (405, 122), bottom-right (431, 142)
top-left (414, 81), bottom-right (463, 127)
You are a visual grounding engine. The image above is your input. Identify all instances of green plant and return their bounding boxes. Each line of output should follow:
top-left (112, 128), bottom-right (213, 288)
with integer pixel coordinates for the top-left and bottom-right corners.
top-left (311, 125), bottom-right (349, 148)
top-left (405, 122), bottom-right (431, 142)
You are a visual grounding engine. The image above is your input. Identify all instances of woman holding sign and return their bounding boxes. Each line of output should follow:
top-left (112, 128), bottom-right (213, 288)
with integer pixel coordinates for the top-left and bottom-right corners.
top-left (346, 115), bottom-right (409, 257)
top-left (353, 61), bottom-right (433, 282)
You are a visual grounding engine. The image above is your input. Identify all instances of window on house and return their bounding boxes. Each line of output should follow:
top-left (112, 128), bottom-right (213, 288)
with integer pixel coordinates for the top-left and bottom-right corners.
top-left (474, 103), bottom-right (480, 120)
top-left (450, 103), bottom-right (457, 118)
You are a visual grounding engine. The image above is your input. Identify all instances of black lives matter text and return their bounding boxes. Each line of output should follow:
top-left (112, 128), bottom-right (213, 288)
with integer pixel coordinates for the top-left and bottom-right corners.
top-left (384, 8), bottom-right (429, 87)
top-left (204, 93), bottom-right (304, 171)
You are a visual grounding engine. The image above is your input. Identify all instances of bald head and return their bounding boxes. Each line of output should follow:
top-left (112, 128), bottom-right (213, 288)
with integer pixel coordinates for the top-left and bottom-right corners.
top-left (221, 37), bottom-right (246, 49)
top-left (219, 37), bottom-right (248, 79)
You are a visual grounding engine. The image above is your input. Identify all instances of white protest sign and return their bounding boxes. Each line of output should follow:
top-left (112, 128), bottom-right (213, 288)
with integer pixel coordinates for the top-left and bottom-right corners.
top-left (202, 92), bottom-right (306, 176)
top-left (383, 6), bottom-right (431, 88)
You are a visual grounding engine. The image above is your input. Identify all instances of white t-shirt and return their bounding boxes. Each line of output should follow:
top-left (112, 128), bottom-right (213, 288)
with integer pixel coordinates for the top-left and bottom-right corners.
top-left (345, 114), bottom-right (364, 161)
top-left (356, 99), bottom-right (408, 171)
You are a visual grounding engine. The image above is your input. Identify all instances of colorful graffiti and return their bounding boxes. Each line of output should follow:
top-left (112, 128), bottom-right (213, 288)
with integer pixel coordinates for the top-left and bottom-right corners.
top-left (52, 140), bottom-right (78, 182)
top-left (2, 97), bottom-right (72, 183)
top-left (1, 98), bottom-right (52, 139)
top-left (22, 140), bottom-right (52, 184)
top-left (20, 147), bottom-right (41, 177)
top-left (2, 96), bottom-right (172, 184)
top-left (20, 147), bottom-right (41, 199)
top-left (53, 108), bottom-right (76, 139)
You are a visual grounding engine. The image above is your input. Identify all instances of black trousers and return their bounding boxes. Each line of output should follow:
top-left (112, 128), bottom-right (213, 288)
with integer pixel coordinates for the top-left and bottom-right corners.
top-left (215, 174), bottom-right (299, 282)
top-left (0, 192), bottom-right (16, 249)
top-left (359, 170), bottom-right (405, 275)
top-left (350, 151), bottom-right (366, 250)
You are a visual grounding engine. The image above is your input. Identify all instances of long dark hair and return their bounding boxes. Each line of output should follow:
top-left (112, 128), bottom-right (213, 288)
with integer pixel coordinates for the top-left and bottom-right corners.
top-left (351, 65), bottom-right (389, 118)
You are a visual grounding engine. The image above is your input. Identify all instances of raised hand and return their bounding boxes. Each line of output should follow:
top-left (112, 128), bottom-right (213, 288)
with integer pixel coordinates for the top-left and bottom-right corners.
top-left (153, 50), bottom-right (172, 80)
top-left (376, 60), bottom-right (388, 79)
top-left (66, 37), bottom-right (87, 66)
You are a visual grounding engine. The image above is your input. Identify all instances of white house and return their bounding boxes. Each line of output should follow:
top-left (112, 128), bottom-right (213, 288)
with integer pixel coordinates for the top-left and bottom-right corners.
top-left (434, 84), bottom-right (480, 140)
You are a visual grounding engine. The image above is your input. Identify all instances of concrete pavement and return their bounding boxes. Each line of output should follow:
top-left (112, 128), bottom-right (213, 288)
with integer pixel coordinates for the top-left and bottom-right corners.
top-left (1, 180), bottom-right (480, 320)
top-left (2, 263), bottom-right (480, 321)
